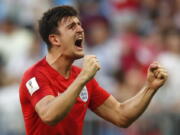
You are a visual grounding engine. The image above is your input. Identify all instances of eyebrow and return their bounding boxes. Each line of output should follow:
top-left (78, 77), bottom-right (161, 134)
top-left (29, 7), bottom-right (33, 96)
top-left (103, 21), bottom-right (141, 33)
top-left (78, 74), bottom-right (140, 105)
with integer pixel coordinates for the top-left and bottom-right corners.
top-left (66, 21), bottom-right (81, 29)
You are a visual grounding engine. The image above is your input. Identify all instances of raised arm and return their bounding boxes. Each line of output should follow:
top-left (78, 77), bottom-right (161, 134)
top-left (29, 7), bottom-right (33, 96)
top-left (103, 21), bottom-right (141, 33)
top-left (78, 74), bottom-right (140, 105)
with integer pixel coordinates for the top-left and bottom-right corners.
top-left (35, 55), bottom-right (100, 125)
top-left (94, 62), bottom-right (168, 128)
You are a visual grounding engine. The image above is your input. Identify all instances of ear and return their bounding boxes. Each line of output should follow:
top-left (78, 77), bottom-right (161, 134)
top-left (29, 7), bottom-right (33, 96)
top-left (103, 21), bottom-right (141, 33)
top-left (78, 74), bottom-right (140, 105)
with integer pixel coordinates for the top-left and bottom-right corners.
top-left (48, 34), bottom-right (61, 47)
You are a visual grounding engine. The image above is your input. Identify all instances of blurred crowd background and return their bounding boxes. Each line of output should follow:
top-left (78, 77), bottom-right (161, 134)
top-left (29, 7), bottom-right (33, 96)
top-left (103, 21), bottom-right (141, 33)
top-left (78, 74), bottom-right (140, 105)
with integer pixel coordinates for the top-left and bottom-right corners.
top-left (0, 0), bottom-right (180, 135)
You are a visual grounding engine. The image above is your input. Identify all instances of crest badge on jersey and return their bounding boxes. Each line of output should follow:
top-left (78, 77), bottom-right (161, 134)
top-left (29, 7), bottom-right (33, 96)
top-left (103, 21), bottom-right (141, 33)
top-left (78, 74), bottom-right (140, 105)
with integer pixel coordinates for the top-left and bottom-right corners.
top-left (26, 77), bottom-right (39, 95)
top-left (79, 86), bottom-right (88, 102)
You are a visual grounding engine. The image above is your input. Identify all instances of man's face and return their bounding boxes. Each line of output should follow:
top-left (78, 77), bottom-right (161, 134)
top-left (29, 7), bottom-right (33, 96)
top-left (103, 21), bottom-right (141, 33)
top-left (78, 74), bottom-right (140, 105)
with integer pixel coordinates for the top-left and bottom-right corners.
top-left (56, 16), bottom-right (85, 60)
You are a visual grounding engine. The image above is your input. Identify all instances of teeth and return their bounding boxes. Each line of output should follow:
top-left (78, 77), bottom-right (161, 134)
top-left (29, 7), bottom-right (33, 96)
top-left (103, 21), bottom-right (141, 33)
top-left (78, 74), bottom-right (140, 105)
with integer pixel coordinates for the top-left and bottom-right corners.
top-left (76, 35), bottom-right (83, 40)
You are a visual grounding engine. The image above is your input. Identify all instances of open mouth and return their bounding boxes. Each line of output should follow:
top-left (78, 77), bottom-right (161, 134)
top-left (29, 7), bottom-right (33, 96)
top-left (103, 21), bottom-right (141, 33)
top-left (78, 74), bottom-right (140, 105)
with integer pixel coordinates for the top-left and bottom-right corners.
top-left (75, 39), bottom-right (83, 48)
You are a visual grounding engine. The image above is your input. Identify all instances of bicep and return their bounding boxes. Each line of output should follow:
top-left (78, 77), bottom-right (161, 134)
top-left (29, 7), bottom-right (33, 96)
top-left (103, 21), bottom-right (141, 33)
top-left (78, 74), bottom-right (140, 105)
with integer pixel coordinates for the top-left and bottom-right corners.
top-left (94, 95), bottom-right (127, 127)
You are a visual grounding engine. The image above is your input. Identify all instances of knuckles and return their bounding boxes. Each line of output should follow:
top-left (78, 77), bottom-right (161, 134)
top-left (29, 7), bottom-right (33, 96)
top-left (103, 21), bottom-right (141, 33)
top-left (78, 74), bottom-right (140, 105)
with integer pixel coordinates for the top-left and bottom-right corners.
top-left (83, 55), bottom-right (100, 71)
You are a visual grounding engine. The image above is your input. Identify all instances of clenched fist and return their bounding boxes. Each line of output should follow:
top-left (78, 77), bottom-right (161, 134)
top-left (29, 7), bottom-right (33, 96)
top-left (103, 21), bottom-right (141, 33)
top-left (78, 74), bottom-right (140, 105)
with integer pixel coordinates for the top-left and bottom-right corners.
top-left (79, 55), bottom-right (100, 82)
top-left (146, 62), bottom-right (168, 90)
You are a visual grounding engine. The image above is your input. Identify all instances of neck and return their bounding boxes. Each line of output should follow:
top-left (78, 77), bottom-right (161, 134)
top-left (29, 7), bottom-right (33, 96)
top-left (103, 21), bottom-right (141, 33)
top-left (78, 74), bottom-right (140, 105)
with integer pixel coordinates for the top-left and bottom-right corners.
top-left (46, 51), bottom-right (74, 79)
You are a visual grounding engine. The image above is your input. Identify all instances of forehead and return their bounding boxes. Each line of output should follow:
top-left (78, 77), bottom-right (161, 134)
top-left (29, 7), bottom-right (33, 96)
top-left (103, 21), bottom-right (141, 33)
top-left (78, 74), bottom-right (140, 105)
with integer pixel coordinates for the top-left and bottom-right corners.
top-left (59, 16), bottom-right (80, 27)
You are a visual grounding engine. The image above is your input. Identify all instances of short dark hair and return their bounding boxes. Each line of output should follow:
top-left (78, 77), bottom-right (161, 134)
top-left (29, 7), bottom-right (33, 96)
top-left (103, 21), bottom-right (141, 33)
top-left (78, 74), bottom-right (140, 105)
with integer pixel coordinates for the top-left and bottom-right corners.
top-left (39, 6), bottom-right (78, 49)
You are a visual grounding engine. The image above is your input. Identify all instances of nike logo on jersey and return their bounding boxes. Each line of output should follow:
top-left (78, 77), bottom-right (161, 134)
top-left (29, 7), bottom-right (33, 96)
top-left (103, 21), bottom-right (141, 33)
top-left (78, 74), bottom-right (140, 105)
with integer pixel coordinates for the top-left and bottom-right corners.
top-left (26, 77), bottom-right (39, 95)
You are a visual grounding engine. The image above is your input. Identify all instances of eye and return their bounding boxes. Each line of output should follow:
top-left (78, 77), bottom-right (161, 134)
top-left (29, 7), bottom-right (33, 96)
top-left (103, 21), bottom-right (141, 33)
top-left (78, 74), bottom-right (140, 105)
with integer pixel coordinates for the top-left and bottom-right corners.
top-left (68, 23), bottom-right (76, 30)
top-left (70, 25), bottom-right (75, 29)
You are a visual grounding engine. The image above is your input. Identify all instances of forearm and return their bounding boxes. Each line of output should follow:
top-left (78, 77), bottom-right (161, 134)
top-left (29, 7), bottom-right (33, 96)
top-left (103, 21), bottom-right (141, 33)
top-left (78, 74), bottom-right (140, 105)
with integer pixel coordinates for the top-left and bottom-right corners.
top-left (95, 62), bottom-right (167, 128)
top-left (120, 85), bottom-right (157, 125)
top-left (38, 74), bottom-right (87, 125)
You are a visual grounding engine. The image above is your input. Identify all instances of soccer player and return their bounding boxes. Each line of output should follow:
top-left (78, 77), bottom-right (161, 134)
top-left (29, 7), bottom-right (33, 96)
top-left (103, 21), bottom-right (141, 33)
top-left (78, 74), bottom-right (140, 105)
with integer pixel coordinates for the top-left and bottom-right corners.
top-left (19, 6), bottom-right (168, 135)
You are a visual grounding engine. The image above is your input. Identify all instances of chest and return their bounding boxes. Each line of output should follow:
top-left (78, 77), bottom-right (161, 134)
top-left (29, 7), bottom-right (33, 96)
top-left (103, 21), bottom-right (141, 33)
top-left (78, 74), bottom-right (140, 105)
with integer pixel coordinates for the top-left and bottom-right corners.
top-left (49, 77), bottom-right (90, 109)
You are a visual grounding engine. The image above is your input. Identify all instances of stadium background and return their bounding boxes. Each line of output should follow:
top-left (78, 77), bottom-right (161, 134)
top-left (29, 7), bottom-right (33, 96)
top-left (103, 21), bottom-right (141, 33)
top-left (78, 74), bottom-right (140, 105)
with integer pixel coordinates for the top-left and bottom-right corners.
top-left (0, 0), bottom-right (180, 135)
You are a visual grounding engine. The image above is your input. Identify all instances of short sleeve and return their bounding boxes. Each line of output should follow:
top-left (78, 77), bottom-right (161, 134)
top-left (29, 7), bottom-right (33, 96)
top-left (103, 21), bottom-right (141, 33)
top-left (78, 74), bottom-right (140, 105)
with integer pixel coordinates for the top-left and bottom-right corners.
top-left (88, 79), bottom-right (110, 111)
top-left (25, 71), bottom-right (55, 107)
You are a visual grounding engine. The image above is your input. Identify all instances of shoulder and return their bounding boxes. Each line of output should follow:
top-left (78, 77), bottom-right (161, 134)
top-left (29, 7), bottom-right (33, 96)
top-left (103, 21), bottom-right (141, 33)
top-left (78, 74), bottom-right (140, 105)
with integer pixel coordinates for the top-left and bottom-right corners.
top-left (19, 58), bottom-right (47, 96)
top-left (21, 58), bottom-right (46, 82)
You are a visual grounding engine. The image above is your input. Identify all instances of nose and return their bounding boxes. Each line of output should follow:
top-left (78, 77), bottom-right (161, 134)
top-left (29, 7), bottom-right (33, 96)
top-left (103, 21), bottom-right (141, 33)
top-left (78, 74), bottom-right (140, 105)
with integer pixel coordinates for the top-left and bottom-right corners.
top-left (76, 25), bottom-right (84, 33)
